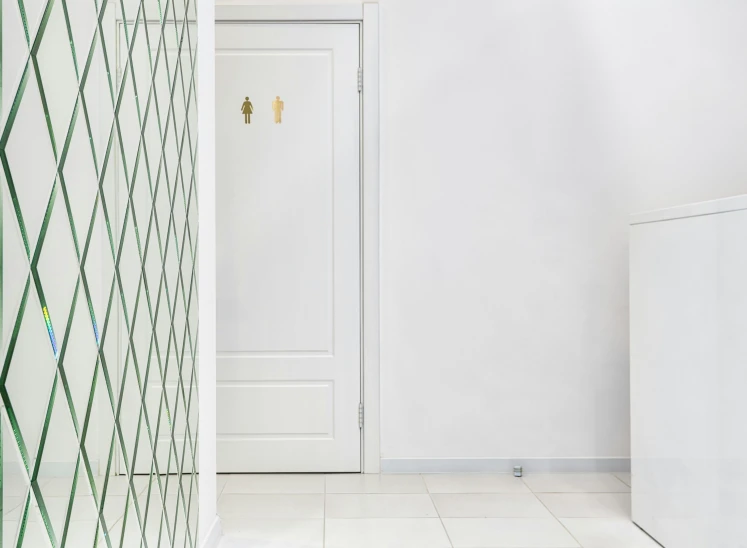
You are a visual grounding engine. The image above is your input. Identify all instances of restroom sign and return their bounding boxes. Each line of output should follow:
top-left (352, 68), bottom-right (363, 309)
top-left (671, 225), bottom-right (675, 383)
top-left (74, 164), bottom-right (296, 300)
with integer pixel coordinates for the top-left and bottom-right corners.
top-left (273, 96), bottom-right (284, 124)
top-left (241, 97), bottom-right (254, 124)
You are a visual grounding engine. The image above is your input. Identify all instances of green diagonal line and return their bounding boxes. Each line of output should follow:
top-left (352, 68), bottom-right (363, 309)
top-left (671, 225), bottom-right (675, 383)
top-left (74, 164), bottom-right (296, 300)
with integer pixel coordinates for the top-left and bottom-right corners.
top-left (0, 1), bottom-right (199, 546)
top-left (83, 268), bottom-right (129, 548)
top-left (15, 486), bottom-right (31, 547)
top-left (95, 430), bottom-right (118, 548)
top-left (1, 385), bottom-right (32, 476)
top-left (180, 262), bottom-right (199, 470)
top-left (0, 79), bottom-right (33, 258)
top-left (0, 280), bottom-right (38, 478)
top-left (58, 455), bottom-right (82, 547)
top-left (116, 1), bottom-right (148, 127)
top-left (176, 44), bottom-right (201, 497)
top-left (155, 165), bottom-right (193, 512)
top-left (109, 54), bottom-right (176, 514)
top-left (0, 276), bottom-right (30, 389)
top-left (5, 0), bottom-right (119, 417)
top-left (163, 273), bottom-right (192, 512)
top-left (79, 359), bottom-right (114, 548)
top-left (115, 462), bottom-right (136, 548)
top-left (155, 127), bottom-right (202, 510)
top-left (0, 58), bottom-right (31, 148)
top-left (172, 5), bottom-right (196, 182)
top-left (28, 181), bottom-right (61, 356)
top-left (31, 277), bottom-right (91, 517)
top-left (183, 465), bottom-right (197, 547)
top-left (15, 0), bottom-right (31, 45)
top-left (28, 0), bottom-right (57, 57)
top-left (31, 287), bottom-right (82, 474)
top-left (94, 1), bottom-right (117, 108)
top-left (169, 172), bottom-right (198, 481)
top-left (175, 53), bottom-right (199, 283)
top-left (21, 12), bottom-right (135, 524)
top-left (165, 57), bottom-right (199, 348)
top-left (88, 3), bottom-right (186, 540)
top-left (31, 57), bottom-right (58, 158)
top-left (30, 386), bottom-right (60, 546)
top-left (178, 159), bottom-right (198, 365)
top-left (59, 0), bottom-right (80, 80)
top-left (129, 7), bottom-right (199, 528)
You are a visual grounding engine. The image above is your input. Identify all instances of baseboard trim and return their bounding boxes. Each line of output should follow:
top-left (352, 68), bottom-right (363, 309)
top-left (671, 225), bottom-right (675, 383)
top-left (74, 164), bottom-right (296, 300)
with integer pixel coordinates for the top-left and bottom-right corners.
top-left (200, 515), bottom-right (222, 548)
top-left (380, 457), bottom-right (631, 474)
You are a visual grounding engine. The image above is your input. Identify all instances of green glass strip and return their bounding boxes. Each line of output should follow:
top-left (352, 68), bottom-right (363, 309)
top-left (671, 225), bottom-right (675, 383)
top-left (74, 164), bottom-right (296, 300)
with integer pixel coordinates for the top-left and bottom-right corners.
top-left (93, 5), bottom-right (117, 112)
top-left (14, 488), bottom-right (31, 548)
top-left (0, 71), bottom-right (33, 257)
top-left (116, 20), bottom-right (194, 536)
top-left (58, 0), bottom-right (81, 80)
top-left (175, 48), bottom-right (199, 280)
top-left (94, 431), bottom-right (117, 548)
top-left (181, 269), bottom-right (199, 470)
top-left (29, 181), bottom-right (61, 358)
top-left (79, 360), bottom-right (114, 548)
top-left (31, 451), bottom-right (58, 547)
top-left (30, 57), bottom-right (58, 159)
top-left (0, 0), bottom-right (199, 546)
top-left (15, 0), bottom-right (30, 45)
top-left (0, 277), bottom-right (29, 389)
top-left (28, 0), bottom-right (57, 57)
top-left (31, 277), bottom-right (83, 481)
top-left (58, 455), bottom-right (81, 547)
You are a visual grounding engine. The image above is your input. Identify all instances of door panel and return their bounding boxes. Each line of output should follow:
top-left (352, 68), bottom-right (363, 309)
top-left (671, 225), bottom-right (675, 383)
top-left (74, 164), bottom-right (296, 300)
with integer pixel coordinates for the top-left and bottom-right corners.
top-left (215, 23), bottom-right (361, 472)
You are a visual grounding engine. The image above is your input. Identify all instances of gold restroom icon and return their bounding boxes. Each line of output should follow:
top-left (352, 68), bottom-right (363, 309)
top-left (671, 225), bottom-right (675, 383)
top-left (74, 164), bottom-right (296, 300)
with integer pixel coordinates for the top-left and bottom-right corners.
top-left (272, 96), bottom-right (284, 124)
top-left (241, 97), bottom-right (253, 124)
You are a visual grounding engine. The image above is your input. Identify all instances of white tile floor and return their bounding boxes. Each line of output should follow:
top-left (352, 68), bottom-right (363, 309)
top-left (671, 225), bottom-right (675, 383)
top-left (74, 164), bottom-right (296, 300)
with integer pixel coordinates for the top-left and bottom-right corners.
top-left (217, 472), bottom-right (660, 548)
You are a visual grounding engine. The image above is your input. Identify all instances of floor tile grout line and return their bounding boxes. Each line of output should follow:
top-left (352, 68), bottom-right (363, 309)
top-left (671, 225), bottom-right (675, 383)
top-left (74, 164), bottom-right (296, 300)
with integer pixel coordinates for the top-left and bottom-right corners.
top-left (423, 474), bottom-right (456, 548)
top-left (532, 485), bottom-right (586, 548)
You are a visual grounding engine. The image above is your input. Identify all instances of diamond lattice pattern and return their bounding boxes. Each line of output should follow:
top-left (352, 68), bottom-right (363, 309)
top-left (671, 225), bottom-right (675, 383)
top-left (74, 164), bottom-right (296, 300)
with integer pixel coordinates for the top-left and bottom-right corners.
top-left (0, 0), bottom-right (198, 545)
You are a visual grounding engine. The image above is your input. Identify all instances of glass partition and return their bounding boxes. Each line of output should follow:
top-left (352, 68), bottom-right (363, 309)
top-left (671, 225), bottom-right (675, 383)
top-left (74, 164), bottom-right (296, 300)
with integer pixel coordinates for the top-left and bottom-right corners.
top-left (0, 0), bottom-right (198, 545)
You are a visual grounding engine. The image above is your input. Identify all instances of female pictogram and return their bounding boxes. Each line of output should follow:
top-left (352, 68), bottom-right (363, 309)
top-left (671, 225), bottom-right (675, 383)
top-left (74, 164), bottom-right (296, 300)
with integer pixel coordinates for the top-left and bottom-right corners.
top-left (241, 97), bottom-right (254, 124)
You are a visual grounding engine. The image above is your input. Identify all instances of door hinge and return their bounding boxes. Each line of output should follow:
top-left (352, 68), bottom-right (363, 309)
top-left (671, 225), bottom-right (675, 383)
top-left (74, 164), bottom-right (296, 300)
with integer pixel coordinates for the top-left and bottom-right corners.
top-left (357, 67), bottom-right (363, 92)
top-left (358, 402), bottom-right (364, 428)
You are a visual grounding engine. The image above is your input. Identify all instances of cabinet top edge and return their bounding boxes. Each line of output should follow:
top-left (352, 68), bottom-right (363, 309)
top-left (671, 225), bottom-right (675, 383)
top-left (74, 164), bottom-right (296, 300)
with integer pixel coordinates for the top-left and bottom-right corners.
top-left (631, 194), bottom-right (747, 226)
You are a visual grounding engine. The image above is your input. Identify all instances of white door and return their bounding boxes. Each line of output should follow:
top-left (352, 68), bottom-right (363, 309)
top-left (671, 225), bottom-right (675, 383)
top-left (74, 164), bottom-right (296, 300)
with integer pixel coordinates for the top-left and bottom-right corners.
top-left (215, 24), bottom-right (362, 472)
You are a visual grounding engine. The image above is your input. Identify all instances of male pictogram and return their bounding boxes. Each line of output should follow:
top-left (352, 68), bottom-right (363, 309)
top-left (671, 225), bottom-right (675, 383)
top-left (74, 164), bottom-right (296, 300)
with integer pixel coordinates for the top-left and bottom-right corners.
top-left (241, 97), bottom-right (254, 124)
top-left (272, 96), bottom-right (284, 124)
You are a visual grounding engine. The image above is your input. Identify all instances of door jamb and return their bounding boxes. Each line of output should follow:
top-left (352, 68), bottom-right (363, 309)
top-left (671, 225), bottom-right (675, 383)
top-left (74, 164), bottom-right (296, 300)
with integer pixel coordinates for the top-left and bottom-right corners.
top-left (214, 3), bottom-right (381, 474)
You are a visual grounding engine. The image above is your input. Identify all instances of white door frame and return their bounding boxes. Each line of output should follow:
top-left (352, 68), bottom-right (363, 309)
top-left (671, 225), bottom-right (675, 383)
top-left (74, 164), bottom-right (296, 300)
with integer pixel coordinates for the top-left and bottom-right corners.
top-left (214, 4), bottom-right (381, 474)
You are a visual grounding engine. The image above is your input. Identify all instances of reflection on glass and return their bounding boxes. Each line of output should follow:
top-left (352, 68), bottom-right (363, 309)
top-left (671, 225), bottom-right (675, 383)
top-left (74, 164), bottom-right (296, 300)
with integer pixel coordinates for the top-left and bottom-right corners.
top-left (0, 0), bottom-right (199, 545)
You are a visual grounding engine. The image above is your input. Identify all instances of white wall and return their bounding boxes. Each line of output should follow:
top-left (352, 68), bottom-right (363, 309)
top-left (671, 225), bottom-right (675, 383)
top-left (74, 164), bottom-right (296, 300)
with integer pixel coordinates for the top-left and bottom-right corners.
top-left (198, 0), bottom-right (219, 543)
top-left (380, 0), bottom-right (747, 463)
top-left (218, 0), bottom-right (747, 464)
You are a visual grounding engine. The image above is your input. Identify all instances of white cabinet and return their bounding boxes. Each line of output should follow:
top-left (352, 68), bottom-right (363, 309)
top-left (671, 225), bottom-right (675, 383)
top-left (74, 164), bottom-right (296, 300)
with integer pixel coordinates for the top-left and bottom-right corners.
top-left (630, 195), bottom-right (747, 548)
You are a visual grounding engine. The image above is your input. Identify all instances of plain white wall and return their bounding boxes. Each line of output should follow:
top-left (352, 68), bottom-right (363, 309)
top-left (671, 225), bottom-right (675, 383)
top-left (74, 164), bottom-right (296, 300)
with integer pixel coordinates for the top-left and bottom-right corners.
top-left (198, 0), bottom-right (218, 543)
top-left (380, 0), bottom-right (747, 461)
top-left (217, 0), bottom-right (747, 463)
